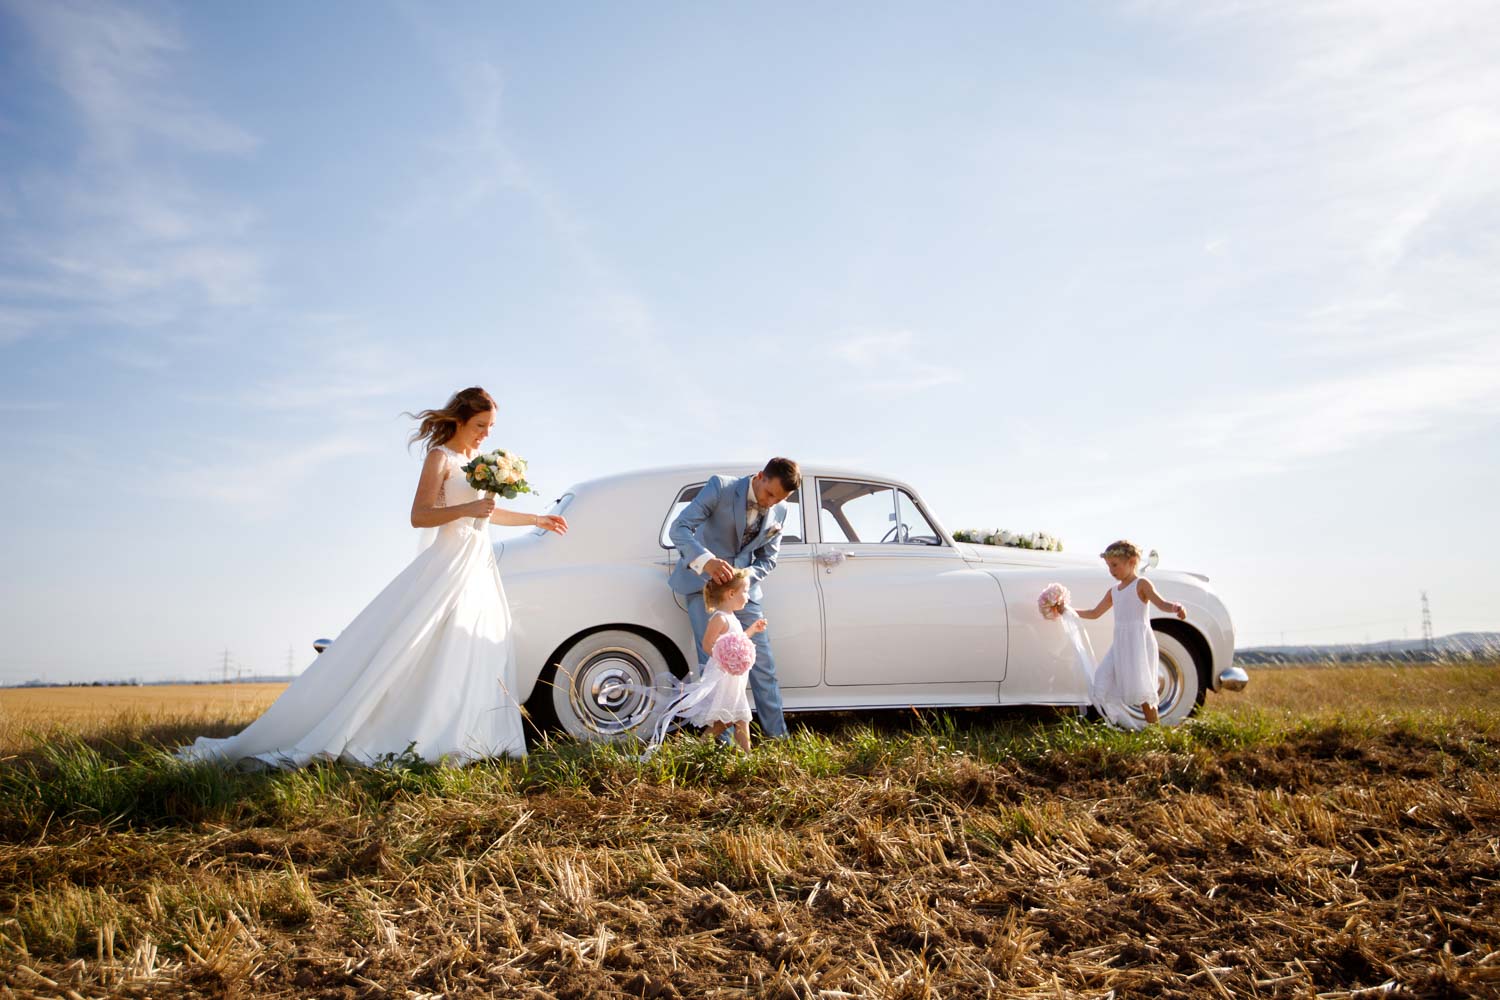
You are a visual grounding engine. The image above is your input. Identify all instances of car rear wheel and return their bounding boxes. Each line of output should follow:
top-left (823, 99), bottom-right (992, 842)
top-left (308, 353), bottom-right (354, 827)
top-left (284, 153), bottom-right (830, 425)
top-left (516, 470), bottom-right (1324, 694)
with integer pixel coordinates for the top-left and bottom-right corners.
top-left (542, 629), bottom-right (676, 741)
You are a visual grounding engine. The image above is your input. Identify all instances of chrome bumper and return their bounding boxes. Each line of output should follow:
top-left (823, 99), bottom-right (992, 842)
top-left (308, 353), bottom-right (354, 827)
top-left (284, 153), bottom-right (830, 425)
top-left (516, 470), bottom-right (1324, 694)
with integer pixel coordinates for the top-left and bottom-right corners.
top-left (1217, 665), bottom-right (1249, 692)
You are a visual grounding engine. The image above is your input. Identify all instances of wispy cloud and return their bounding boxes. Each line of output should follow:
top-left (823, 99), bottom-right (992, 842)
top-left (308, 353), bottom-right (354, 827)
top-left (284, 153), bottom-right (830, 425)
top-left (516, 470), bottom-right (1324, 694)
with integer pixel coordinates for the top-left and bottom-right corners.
top-left (236, 322), bottom-right (431, 413)
top-left (1102, 0), bottom-right (1500, 490)
top-left (1041, 345), bottom-right (1500, 523)
top-left (5, 0), bottom-right (256, 156)
top-left (0, 0), bottom-right (264, 344)
top-left (1137, 0), bottom-right (1500, 336)
top-left (389, 15), bottom-right (659, 351)
top-left (152, 433), bottom-right (383, 516)
top-left (0, 304), bottom-right (60, 345)
top-left (1179, 347), bottom-right (1500, 478)
top-left (827, 331), bottom-right (962, 395)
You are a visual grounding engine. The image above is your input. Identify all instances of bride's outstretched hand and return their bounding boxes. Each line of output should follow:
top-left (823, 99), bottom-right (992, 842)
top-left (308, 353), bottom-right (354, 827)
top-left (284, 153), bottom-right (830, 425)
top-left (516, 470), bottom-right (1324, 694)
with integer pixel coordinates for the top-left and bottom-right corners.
top-left (536, 514), bottom-right (569, 535)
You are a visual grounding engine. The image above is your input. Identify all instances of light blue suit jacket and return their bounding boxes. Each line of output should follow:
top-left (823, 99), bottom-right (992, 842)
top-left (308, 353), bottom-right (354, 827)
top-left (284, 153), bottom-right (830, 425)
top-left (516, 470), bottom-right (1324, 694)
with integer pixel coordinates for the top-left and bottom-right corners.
top-left (667, 474), bottom-right (788, 602)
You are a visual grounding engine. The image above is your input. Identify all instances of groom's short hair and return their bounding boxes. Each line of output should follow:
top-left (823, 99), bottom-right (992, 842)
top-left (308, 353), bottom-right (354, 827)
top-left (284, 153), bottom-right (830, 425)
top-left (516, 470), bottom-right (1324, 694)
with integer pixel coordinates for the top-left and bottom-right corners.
top-left (762, 457), bottom-right (801, 492)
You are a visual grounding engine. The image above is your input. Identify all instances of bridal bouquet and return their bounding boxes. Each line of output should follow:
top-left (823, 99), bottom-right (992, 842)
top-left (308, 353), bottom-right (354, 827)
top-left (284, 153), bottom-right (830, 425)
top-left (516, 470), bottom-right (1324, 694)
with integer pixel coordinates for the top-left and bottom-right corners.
top-left (1038, 583), bottom-right (1070, 620)
top-left (462, 449), bottom-right (532, 499)
top-left (952, 528), bottom-right (1063, 552)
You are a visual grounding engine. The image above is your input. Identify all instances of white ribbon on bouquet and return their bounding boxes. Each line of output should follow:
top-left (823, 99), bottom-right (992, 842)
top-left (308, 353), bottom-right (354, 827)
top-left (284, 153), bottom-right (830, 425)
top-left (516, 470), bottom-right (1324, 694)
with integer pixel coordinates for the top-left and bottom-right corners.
top-left (1058, 607), bottom-right (1149, 731)
top-left (636, 673), bottom-right (719, 761)
top-left (616, 671), bottom-right (733, 762)
top-left (1059, 607), bottom-right (1098, 686)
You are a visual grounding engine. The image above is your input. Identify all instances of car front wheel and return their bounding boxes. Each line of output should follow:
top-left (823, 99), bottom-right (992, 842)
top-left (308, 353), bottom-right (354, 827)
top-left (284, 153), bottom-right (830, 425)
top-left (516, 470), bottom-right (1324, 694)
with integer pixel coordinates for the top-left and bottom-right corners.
top-left (1112, 629), bottom-right (1205, 727)
top-left (543, 629), bottom-right (676, 741)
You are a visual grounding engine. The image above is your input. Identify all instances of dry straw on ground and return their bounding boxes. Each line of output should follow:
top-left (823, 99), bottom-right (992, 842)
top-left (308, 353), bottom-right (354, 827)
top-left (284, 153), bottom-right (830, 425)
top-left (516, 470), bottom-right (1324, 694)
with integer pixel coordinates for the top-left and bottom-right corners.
top-left (2, 663), bottom-right (1498, 998)
top-left (0, 684), bottom-right (283, 754)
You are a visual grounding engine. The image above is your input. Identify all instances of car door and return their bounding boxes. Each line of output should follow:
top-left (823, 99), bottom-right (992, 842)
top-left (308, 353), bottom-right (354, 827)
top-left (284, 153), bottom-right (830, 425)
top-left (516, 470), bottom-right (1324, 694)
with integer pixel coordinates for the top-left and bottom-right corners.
top-left (812, 478), bottom-right (1008, 687)
top-left (659, 482), bottom-right (822, 688)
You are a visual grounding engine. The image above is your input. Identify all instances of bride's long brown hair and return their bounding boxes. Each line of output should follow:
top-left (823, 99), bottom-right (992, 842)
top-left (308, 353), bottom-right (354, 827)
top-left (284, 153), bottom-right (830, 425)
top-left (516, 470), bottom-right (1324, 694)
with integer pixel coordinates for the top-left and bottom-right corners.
top-left (406, 387), bottom-right (497, 451)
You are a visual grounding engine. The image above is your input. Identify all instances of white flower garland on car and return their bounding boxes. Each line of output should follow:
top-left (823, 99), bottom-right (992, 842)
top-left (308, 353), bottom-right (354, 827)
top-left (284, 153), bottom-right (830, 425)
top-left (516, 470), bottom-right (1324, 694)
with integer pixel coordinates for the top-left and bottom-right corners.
top-left (951, 528), bottom-right (1063, 552)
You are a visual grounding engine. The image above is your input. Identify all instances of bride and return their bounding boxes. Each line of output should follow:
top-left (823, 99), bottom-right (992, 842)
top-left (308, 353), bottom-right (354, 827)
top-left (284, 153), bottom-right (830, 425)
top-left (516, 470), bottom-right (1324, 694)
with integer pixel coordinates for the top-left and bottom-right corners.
top-left (178, 386), bottom-right (568, 767)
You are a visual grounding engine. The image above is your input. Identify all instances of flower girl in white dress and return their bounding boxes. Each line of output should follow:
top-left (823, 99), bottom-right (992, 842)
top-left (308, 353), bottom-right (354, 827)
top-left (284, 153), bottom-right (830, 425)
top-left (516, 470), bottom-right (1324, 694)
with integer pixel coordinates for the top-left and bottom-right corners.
top-left (1073, 540), bottom-right (1186, 728)
top-left (179, 387), bottom-right (568, 768)
top-left (683, 570), bottom-right (763, 752)
top-left (637, 569), bottom-right (762, 756)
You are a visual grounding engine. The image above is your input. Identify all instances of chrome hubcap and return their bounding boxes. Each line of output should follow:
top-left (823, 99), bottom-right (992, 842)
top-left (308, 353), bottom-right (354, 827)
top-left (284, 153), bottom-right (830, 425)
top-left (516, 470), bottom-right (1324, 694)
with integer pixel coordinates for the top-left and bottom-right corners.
top-left (569, 647), bottom-right (655, 735)
top-left (1125, 649), bottom-right (1184, 722)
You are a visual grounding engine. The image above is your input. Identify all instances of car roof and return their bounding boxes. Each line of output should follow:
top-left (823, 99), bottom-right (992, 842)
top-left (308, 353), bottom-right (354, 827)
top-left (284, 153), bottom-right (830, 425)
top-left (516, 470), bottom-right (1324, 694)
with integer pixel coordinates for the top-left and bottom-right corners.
top-left (561, 462), bottom-right (921, 498)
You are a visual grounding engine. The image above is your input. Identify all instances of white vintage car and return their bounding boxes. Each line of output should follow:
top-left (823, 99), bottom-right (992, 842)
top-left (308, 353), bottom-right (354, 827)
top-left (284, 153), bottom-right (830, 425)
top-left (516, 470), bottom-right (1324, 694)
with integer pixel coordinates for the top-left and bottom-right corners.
top-left (475, 463), bottom-right (1248, 739)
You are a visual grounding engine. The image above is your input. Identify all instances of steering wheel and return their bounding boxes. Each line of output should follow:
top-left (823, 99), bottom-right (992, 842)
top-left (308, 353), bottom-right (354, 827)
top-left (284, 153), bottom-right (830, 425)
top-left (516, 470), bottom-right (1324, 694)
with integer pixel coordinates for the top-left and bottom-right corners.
top-left (880, 522), bottom-right (910, 544)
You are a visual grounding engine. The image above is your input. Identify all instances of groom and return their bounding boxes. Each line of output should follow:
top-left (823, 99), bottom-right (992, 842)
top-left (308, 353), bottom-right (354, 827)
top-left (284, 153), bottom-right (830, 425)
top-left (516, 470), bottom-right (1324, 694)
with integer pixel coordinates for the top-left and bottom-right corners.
top-left (668, 457), bottom-right (801, 738)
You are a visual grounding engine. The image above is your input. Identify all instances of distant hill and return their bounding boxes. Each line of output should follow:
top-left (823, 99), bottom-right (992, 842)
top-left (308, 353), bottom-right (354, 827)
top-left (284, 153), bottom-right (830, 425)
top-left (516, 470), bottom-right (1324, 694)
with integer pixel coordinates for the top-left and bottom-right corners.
top-left (1235, 631), bottom-right (1500, 665)
top-left (7, 675), bottom-right (298, 689)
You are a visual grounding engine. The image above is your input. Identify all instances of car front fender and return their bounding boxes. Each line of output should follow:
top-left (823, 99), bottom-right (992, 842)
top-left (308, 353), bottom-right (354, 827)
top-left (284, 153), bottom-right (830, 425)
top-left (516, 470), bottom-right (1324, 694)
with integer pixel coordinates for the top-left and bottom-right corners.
top-left (503, 561), bottom-right (692, 702)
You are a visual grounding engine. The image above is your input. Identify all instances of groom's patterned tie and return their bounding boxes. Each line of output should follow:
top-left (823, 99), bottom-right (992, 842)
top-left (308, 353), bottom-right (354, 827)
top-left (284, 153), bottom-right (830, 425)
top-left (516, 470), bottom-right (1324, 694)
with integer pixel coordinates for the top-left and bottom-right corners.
top-left (742, 504), bottom-right (763, 549)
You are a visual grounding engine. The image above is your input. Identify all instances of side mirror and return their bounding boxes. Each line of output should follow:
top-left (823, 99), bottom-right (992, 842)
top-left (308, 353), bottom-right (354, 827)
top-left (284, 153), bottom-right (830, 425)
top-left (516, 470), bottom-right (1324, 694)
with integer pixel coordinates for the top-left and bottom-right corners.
top-left (312, 638), bottom-right (333, 654)
top-left (1144, 550), bottom-right (1159, 573)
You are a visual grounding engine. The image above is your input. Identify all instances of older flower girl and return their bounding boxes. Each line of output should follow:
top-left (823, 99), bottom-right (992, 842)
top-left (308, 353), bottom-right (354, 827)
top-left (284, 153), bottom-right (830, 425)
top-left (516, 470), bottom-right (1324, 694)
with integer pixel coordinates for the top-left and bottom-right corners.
top-left (1073, 540), bottom-right (1185, 726)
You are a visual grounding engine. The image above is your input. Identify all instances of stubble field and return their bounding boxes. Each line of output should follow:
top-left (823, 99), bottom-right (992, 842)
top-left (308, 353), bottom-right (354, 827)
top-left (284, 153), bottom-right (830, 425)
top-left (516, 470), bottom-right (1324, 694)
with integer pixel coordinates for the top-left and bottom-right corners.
top-left (1, 663), bottom-right (1497, 998)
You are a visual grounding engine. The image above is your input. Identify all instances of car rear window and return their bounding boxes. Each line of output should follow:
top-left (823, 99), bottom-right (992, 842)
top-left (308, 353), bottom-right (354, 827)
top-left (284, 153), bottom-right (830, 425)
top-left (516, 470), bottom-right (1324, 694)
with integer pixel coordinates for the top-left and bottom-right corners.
top-left (660, 483), bottom-right (804, 547)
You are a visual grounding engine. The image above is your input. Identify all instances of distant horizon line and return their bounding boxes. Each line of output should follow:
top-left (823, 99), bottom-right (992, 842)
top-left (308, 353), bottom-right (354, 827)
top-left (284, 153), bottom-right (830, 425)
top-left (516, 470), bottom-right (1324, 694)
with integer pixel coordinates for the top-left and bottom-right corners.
top-left (6, 629), bottom-right (1499, 688)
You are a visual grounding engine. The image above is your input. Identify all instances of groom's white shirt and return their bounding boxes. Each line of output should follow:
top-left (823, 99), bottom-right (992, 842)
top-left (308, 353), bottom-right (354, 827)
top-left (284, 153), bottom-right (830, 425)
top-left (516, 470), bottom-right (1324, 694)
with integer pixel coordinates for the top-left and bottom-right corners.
top-left (687, 488), bottom-right (766, 575)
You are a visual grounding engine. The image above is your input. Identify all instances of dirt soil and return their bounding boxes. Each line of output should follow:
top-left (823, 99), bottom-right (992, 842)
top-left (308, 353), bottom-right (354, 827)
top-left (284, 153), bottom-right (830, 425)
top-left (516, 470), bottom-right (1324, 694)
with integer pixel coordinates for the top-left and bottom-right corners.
top-left (2, 724), bottom-right (1498, 998)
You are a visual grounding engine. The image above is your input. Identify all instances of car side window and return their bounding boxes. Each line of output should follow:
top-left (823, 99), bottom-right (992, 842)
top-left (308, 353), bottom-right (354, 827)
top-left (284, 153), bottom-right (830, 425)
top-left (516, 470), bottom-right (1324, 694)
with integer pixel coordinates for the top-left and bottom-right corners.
top-left (660, 483), bottom-right (705, 548)
top-left (661, 483), bottom-right (805, 547)
top-left (780, 490), bottom-right (804, 544)
top-left (818, 480), bottom-right (898, 543)
top-left (819, 480), bottom-right (942, 545)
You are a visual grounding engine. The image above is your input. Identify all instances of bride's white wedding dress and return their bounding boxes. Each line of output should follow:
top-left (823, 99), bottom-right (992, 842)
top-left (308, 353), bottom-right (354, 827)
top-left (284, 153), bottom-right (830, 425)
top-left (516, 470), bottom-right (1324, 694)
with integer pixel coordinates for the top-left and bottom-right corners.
top-left (178, 446), bottom-right (527, 767)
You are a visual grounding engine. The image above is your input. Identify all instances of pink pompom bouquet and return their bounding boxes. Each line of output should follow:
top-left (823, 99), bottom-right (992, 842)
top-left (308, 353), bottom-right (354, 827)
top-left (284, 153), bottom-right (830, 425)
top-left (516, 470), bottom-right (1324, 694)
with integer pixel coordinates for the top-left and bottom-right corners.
top-left (1038, 583), bottom-right (1070, 620)
top-left (712, 631), bottom-right (756, 676)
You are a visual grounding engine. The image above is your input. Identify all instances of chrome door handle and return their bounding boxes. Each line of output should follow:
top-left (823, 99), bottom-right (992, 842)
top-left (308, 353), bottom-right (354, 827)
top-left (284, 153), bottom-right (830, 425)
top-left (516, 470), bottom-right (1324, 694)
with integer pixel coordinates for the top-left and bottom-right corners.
top-left (817, 550), bottom-right (857, 571)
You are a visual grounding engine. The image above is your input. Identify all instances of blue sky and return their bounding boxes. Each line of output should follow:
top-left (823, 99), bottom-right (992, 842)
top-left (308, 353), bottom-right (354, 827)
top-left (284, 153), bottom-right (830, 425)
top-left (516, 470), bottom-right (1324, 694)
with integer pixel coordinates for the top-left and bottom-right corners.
top-left (2, 0), bottom-right (1497, 683)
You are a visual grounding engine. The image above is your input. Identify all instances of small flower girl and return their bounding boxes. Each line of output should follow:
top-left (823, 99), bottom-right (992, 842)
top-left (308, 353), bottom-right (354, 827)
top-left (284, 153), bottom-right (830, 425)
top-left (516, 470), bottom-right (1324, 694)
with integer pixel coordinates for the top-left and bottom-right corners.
top-left (1073, 540), bottom-right (1186, 727)
top-left (640, 569), bottom-right (762, 755)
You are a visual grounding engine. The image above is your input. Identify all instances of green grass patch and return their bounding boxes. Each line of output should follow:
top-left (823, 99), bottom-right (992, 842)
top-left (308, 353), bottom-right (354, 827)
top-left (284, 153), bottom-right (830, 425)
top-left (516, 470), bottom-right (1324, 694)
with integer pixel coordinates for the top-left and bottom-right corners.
top-left (2, 707), bottom-right (1493, 839)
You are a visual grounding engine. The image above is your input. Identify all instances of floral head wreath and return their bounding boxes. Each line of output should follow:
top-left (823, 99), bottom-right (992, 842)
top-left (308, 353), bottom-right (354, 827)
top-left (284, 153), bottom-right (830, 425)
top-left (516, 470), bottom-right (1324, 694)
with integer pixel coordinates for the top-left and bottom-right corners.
top-left (1099, 540), bottom-right (1141, 560)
